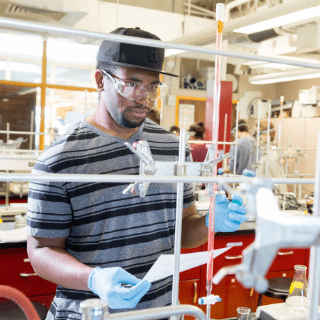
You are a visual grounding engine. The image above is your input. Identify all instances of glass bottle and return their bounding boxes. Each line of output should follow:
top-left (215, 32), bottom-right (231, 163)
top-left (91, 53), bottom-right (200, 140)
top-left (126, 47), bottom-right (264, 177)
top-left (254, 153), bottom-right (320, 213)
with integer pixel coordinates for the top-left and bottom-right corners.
top-left (285, 265), bottom-right (309, 314)
top-left (237, 307), bottom-right (251, 320)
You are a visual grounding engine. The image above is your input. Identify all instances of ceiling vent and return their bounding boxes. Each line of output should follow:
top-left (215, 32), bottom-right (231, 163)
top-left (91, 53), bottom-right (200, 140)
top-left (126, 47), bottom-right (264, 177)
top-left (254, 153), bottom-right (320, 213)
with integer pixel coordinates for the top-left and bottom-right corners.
top-left (0, 1), bottom-right (87, 26)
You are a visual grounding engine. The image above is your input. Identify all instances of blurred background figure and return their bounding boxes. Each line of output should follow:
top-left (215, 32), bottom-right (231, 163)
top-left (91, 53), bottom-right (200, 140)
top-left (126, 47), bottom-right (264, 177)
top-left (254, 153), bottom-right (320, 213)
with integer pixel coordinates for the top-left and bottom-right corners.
top-left (218, 119), bottom-right (256, 175)
top-left (147, 108), bottom-right (161, 125)
top-left (255, 120), bottom-right (287, 194)
top-left (169, 125), bottom-right (180, 136)
top-left (188, 121), bottom-right (207, 162)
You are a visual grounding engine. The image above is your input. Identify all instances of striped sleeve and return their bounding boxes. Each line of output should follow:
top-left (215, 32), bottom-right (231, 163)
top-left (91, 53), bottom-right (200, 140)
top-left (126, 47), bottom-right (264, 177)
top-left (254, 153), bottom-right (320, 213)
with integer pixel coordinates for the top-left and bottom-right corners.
top-left (27, 159), bottom-right (73, 238)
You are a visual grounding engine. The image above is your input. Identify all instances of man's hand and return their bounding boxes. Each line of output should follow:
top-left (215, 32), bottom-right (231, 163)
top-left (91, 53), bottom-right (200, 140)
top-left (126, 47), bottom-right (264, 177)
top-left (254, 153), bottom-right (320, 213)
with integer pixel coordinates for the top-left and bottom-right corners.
top-left (206, 193), bottom-right (247, 232)
top-left (88, 267), bottom-right (151, 309)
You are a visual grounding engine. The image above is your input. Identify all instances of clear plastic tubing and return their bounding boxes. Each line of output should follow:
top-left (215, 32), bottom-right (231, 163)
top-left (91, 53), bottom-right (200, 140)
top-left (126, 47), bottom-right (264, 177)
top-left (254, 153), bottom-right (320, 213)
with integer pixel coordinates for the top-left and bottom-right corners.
top-left (206, 3), bottom-right (225, 320)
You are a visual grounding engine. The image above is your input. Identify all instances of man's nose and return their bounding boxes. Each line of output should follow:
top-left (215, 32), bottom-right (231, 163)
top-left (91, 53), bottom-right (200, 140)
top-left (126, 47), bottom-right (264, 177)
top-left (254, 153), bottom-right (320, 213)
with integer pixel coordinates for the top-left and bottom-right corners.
top-left (136, 93), bottom-right (155, 107)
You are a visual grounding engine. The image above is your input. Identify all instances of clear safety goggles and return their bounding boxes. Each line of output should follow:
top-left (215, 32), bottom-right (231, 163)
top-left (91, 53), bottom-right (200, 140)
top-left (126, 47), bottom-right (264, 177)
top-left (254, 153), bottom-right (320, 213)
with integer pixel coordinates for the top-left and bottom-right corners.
top-left (101, 70), bottom-right (168, 102)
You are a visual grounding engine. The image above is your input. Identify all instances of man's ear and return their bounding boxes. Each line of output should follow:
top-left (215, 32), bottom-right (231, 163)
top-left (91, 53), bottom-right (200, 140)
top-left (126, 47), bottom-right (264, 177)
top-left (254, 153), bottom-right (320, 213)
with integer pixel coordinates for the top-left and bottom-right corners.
top-left (95, 70), bottom-right (104, 91)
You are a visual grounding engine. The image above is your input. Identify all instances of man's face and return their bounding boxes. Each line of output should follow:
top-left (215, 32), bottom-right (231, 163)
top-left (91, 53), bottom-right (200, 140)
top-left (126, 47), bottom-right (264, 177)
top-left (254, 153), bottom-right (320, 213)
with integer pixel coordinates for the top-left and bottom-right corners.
top-left (101, 67), bottom-right (159, 129)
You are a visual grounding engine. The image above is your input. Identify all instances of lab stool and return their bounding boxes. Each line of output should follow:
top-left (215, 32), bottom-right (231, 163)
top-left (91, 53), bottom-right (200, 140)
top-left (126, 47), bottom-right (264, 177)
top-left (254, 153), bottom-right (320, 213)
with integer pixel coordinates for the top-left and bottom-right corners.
top-left (257, 277), bottom-right (292, 307)
top-left (0, 300), bottom-right (48, 320)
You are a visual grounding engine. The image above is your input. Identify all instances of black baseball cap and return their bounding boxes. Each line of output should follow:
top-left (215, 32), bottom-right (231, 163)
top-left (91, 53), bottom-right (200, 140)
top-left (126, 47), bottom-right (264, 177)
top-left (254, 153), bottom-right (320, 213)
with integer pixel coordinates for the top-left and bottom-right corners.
top-left (97, 27), bottom-right (178, 77)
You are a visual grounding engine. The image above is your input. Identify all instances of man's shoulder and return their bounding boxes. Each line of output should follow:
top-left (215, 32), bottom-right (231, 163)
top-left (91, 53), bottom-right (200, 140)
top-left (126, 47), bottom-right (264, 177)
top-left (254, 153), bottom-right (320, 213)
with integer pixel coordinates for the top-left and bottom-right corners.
top-left (38, 121), bottom-right (100, 164)
top-left (143, 119), bottom-right (180, 143)
top-left (239, 136), bottom-right (255, 145)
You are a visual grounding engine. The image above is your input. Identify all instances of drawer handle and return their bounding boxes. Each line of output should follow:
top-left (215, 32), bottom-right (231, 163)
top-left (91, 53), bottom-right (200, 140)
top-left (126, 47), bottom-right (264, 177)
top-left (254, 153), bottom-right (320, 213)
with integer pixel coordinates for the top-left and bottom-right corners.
top-left (20, 273), bottom-right (37, 277)
top-left (278, 251), bottom-right (294, 256)
top-left (225, 255), bottom-right (243, 260)
top-left (23, 258), bottom-right (30, 262)
top-left (193, 282), bottom-right (198, 304)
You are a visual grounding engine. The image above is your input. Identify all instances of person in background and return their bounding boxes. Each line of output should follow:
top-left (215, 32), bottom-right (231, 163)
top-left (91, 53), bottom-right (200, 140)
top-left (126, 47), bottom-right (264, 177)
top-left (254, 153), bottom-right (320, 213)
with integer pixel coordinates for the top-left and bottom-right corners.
top-left (188, 121), bottom-right (208, 162)
top-left (254, 120), bottom-right (287, 193)
top-left (218, 119), bottom-right (256, 176)
top-left (147, 107), bottom-right (161, 125)
top-left (26, 27), bottom-right (247, 320)
top-left (169, 125), bottom-right (180, 136)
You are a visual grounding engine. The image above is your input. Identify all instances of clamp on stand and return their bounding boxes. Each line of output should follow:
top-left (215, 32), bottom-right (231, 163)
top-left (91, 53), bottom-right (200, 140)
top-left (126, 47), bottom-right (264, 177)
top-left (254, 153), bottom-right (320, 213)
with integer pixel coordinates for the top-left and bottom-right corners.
top-left (123, 139), bottom-right (231, 199)
top-left (123, 140), bottom-right (157, 197)
top-left (201, 144), bottom-right (231, 196)
top-left (212, 178), bottom-right (320, 294)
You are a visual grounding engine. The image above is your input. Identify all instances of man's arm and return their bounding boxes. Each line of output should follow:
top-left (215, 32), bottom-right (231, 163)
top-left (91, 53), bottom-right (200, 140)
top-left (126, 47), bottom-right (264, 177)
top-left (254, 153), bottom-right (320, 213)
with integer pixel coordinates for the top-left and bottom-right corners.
top-left (27, 235), bottom-right (92, 290)
top-left (181, 205), bottom-right (208, 249)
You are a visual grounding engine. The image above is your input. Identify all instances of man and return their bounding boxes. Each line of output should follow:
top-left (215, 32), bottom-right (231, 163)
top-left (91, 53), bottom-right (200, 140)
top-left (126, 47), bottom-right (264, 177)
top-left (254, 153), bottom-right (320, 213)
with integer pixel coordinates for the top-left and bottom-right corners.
top-left (27, 27), bottom-right (247, 320)
top-left (218, 119), bottom-right (256, 176)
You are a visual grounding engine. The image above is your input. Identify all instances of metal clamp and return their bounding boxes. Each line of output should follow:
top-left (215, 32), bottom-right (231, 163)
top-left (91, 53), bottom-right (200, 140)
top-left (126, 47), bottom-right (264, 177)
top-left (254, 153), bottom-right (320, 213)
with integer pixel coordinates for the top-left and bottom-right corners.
top-left (200, 145), bottom-right (231, 196)
top-left (123, 140), bottom-right (157, 197)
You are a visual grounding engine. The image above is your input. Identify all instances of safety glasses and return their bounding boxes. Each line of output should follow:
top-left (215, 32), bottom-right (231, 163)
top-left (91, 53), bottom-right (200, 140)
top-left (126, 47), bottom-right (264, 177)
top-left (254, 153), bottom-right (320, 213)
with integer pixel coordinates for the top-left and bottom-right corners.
top-left (101, 70), bottom-right (167, 102)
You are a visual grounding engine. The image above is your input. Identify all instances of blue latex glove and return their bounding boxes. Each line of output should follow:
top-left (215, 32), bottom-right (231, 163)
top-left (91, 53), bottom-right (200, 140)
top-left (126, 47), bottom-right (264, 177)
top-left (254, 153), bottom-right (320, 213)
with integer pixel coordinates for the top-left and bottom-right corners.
top-left (206, 193), bottom-right (247, 232)
top-left (217, 168), bottom-right (224, 175)
top-left (88, 267), bottom-right (151, 309)
top-left (243, 169), bottom-right (256, 177)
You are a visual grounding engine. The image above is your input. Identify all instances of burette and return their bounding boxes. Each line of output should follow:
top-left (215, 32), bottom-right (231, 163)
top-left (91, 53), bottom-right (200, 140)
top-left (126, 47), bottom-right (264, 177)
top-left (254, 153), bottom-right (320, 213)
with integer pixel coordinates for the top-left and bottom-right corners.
top-left (205, 3), bottom-right (225, 319)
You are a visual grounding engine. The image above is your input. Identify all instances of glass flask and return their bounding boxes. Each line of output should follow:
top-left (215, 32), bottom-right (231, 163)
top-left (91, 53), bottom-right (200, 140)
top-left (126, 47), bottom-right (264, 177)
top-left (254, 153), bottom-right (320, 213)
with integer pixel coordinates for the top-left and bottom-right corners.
top-left (237, 307), bottom-right (251, 320)
top-left (285, 265), bottom-right (309, 314)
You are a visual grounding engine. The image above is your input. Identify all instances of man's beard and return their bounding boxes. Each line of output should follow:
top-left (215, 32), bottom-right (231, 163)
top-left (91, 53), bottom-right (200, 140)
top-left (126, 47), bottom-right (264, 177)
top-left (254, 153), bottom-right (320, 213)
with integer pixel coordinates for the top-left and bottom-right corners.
top-left (120, 115), bottom-right (146, 128)
top-left (117, 107), bottom-right (151, 129)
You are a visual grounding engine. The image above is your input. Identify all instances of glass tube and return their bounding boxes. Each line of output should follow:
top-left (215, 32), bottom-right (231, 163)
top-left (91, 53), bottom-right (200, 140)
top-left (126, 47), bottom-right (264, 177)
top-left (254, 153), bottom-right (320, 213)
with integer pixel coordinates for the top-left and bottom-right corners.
top-left (237, 307), bottom-right (251, 320)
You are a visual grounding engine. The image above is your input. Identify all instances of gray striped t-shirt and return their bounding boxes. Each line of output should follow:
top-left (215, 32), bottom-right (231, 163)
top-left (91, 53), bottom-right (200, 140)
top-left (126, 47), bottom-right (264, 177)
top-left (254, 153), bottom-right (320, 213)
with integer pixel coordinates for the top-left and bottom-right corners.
top-left (228, 136), bottom-right (256, 175)
top-left (27, 119), bottom-right (194, 320)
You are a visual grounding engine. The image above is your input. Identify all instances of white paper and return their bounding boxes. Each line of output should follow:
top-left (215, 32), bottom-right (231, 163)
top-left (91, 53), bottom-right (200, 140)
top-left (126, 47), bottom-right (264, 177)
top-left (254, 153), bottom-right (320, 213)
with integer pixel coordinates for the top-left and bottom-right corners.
top-left (143, 247), bottom-right (231, 283)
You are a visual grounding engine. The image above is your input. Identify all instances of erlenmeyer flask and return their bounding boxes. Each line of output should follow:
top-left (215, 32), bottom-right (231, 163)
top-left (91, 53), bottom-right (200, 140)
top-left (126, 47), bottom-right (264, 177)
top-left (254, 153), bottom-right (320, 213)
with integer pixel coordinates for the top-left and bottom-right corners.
top-left (285, 265), bottom-right (309, 314)
top-left (236, 307), bottom-right (251, 320)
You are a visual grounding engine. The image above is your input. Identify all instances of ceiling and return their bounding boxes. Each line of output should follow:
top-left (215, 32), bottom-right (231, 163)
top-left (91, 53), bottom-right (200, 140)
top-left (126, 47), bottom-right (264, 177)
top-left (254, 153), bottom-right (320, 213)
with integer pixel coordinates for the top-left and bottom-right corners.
top-left (177, 0), bottom-right (320, 82)
top-left (0, 0), bottom-right (320, 83)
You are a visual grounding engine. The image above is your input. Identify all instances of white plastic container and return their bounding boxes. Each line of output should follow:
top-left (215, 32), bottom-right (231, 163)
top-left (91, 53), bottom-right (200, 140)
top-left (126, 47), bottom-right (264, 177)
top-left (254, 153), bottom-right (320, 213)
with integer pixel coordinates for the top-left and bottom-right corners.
top-left (15, 214), bottom-right (27, 229)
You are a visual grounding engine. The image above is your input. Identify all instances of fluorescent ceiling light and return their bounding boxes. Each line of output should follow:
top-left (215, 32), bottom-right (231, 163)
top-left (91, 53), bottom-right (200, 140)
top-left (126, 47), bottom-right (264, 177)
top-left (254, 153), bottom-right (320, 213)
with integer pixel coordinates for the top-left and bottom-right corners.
top-left (243, 56), bottom-right (320, 69)
top-left (48, 39), bottom-right (98, 65)
top-left (234, 4), bottom-right (320, 34)
top-left (249, 69), bottom-right (320, 84)
top-left (0, 32), bottom-right (42, 57)
top-left (165, 49), bottom-right (186, 57)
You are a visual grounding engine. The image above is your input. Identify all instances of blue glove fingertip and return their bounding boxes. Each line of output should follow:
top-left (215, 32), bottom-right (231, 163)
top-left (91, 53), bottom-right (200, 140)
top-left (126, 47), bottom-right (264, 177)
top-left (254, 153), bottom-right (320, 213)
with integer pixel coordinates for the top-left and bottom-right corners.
top-left (215, 193), bottom-right (227, 203)
top-left (231, 194), bottom-right (244, 206)
top-left (217, 168), bottom-right (224, 175)
top-left (141, 279), bottom-right (151, 291)
top-left (243, 169), bottom-right (256, 177)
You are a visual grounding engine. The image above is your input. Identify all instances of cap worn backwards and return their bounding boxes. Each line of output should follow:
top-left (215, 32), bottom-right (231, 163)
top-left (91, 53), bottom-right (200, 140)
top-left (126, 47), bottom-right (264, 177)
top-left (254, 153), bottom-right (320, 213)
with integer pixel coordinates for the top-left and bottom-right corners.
top-left (97, 27), bottom-right (178, 77)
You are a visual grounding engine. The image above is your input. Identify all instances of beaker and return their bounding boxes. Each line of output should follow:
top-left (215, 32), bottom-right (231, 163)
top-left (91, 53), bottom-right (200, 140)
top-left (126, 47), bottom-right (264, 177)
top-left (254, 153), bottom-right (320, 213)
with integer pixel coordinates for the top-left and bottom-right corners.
top-left (236, 307), bottom-right (251, 320)
top-left (285, 265), bottom-right (309, 314)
